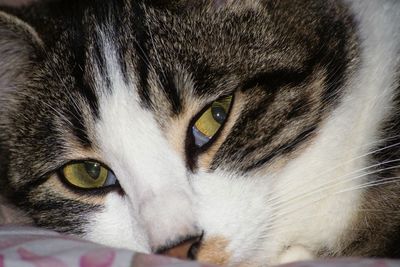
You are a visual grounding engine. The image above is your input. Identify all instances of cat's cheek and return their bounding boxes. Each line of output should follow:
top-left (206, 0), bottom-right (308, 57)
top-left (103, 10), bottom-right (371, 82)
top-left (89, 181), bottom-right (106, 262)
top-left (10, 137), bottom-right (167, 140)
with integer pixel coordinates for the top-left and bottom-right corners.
top-left (83, 192), bottom-right (150, 253)
top-left (193, 171), bottom-right (274, 266)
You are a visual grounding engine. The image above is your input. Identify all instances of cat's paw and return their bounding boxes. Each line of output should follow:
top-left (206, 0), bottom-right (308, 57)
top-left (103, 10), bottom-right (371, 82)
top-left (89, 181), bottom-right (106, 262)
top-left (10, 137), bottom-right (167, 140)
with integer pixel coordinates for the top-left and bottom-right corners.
top-left (277, 246), bottom-right (314, 264)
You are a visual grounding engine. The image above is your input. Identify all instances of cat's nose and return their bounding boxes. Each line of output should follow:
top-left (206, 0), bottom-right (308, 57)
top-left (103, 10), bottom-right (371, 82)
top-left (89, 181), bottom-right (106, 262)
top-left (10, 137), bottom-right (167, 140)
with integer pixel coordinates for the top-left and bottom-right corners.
top-left (159, 235), bottom-right (202, 260)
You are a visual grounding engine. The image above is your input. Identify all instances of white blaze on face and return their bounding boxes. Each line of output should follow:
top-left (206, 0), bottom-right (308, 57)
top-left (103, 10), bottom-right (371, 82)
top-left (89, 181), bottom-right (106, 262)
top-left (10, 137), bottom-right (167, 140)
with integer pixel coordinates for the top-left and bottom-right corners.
top-left (84, 30), bottom-right (198, 252)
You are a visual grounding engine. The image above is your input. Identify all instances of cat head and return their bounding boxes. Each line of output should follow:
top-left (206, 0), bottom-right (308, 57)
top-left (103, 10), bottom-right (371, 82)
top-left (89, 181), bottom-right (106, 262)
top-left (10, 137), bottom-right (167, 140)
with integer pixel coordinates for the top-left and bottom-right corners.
top-left (1, 0), bottom-right (390, 265)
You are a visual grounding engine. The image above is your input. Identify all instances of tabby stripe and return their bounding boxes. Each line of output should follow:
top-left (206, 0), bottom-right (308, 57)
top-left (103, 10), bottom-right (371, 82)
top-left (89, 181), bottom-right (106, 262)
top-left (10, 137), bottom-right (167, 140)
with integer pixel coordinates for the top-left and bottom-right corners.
top-left (71, 14), bottom-right (100, 120)
top-left (69, 73), bottom-right (98, 147)
top-left (10, 180), bottom-right (100, 235)
top-left (132, 1), bottom-right (152, 109)
top-left (188, 62), bottom-right (225, 97)
top-left (286, 99), bottom-right (309, 120)
top-left (91, 38), bottom-right (112, 90)
top-left (66, 103), bottom-right (92, 147)
top-left (244, 125), bottom-right (316, 172)
top-left (0, 147), bottom-right (9, 193)
top-left (113, 2), bottom-right (130, 84)
top-left (159, 71), bottom-right (183, 115)
top-left (68, 22), bottom-right (99, 148)
top-left (242, 69), bottom-right (310, 92)
top-left (30, 199), bottom-right (99, 235)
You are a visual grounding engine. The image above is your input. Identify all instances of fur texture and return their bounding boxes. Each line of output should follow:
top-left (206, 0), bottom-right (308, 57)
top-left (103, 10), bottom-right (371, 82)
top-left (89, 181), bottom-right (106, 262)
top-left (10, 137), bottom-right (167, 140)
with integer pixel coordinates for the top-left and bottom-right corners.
top-left (0, 0), bottom-right (399, 266)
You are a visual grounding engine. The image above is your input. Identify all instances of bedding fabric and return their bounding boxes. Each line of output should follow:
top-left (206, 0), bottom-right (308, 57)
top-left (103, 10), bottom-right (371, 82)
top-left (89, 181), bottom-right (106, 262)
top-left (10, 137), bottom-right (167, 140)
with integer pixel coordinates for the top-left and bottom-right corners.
top-left (0, 227), bottom-right (400, 267)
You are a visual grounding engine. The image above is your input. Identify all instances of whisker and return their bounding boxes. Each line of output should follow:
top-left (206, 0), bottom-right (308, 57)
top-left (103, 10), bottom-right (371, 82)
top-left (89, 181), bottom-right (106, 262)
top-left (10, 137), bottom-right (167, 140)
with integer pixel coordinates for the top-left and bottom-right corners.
top-left (265, 176), bottom-right (400, 233)
top-left (267, 159), bottom-right (400, 210)
top-left (257, 177), bottom-right (400, 242)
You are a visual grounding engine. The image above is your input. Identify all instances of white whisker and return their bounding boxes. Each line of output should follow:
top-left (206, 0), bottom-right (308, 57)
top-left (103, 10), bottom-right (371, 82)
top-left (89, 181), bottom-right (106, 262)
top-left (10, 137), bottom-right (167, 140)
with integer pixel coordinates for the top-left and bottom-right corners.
top-left (267, 160), bottom-right (400, 210)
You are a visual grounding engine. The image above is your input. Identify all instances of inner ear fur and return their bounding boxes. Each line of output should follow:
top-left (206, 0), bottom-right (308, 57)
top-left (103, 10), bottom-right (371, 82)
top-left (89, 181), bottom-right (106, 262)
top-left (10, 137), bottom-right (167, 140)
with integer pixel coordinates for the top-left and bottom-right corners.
top-left (0, 10), bottom-right (43, 92)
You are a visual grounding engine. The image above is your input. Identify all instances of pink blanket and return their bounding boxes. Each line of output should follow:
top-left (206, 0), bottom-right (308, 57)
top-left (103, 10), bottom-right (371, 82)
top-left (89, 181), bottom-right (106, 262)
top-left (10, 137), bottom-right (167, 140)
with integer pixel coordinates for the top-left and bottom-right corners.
top-left (0, 227), bottom-right (399, 267)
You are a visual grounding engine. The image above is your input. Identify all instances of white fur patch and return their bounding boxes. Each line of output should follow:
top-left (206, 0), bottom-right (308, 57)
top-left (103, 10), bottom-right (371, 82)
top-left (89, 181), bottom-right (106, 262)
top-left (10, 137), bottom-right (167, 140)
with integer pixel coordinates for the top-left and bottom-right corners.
top-left (84, 30), bottom-right (198, 252)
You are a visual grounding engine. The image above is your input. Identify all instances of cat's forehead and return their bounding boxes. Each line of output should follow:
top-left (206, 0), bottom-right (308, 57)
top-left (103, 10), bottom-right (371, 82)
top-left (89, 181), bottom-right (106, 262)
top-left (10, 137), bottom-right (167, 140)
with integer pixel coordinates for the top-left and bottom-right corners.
top-left (49, 1), bottom-right (320, 132)
top-left (51, 0), bottom-right (327, 100)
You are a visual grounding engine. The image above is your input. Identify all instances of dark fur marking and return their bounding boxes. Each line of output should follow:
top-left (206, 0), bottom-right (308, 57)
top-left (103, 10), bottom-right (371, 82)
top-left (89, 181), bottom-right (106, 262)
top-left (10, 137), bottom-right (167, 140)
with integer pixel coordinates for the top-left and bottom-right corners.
top-left (132, 2), bottom-right (152, 109)
top-left (71, 31), bottom-right (100, 121)
top-left (29, 198), bottom-right (99, 235)
top-left (8, 176), bottom-right (101, 235)
top-left (159, 71), bottom-right (183, 115)
top-left (242, 69), bottom-right (309, 92)
top-left (91, 39), bottom-right (111, 89)
top-left (286, 99), bottom-right (309, 120)
top-left (66, 103), bottom-right (92, 147)
top-left (244, 125), bottom-right (316, 172)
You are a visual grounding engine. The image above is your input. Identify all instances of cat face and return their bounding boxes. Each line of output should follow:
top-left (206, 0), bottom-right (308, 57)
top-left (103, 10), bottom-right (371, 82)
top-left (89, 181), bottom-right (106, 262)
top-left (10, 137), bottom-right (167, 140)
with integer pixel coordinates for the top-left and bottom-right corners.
top-left (1, 0), bottom-right (400, 266)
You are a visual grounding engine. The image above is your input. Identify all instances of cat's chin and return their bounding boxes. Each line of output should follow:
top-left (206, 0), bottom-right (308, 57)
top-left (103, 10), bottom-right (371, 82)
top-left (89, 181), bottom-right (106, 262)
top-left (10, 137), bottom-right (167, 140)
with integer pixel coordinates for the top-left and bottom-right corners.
top-left (275, 246), bottom-right (314, 265)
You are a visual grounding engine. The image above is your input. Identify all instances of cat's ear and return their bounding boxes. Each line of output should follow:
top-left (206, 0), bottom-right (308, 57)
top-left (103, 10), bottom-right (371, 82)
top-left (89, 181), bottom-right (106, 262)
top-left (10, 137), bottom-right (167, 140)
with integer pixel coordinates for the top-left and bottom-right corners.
top-left (0, 10), bottom-right (43, 93)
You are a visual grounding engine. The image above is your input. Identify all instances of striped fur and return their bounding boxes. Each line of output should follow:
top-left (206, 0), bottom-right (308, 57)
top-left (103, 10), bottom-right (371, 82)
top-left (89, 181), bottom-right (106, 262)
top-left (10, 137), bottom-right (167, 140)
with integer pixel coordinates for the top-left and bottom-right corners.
top-left (0, 0), bottom-right (399, 266)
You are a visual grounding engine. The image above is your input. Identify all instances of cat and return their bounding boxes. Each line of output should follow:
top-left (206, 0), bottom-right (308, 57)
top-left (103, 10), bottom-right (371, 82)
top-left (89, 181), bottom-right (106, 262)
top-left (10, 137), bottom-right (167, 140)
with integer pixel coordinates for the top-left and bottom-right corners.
top-left (0, 0), bottom-right (399, 266)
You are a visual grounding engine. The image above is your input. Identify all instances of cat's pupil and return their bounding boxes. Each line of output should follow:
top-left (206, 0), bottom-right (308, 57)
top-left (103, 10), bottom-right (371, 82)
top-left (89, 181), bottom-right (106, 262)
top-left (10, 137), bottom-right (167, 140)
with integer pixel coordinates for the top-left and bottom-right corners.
top-left (84, 162), bottom-right (101, 180)
top-left (211, 105), bottom-right (226, 124)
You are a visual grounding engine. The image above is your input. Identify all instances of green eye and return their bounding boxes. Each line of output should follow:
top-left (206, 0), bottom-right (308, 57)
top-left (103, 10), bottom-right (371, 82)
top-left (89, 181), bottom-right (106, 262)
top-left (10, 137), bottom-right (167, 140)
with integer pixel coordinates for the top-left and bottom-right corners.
top-left (192, 95), bottom-right (233, 148)
top-left (62, 161), bottom-right (117, 189)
